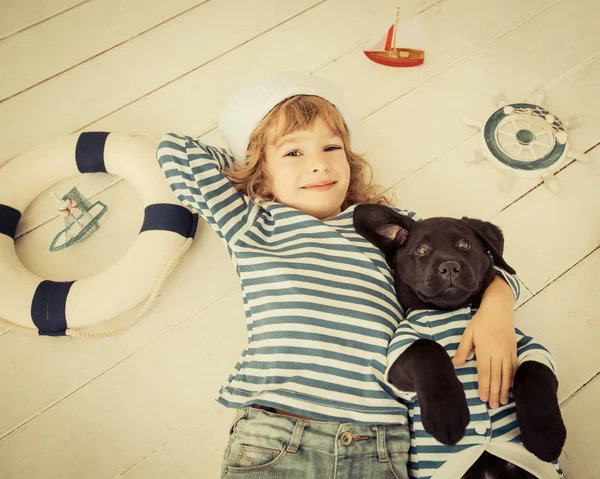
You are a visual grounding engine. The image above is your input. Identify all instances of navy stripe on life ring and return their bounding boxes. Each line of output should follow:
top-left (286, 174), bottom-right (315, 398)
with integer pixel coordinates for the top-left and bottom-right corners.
top-left (76, 132), bottom-right (109, 173)
top-left (0, 204), bottom-right (21, 239)
top-left (140, 204), bottom-right (198, 238)
top-left (31, 280), bottom-right (75, 336)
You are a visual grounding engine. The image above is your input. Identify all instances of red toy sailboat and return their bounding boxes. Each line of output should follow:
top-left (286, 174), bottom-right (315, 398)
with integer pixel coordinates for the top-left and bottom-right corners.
top-left (363, 8), bottom-right (426, 67)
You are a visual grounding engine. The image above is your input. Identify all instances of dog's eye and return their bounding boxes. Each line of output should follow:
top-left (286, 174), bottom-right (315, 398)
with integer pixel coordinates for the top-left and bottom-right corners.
top-left (416, 245), bottom-right (430, 256)
top-left (458, 241), bottom-right (471, 250)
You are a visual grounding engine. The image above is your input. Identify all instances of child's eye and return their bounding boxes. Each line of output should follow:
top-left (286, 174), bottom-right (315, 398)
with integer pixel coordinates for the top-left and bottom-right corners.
top-left (325, 145), bottom-right (342, 152)
top-left (284, 150), bottom-right (301, 157)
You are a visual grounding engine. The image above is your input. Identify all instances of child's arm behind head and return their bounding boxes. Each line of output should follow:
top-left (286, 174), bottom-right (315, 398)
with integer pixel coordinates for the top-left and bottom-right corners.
top-left (157, 133), bottom-right (255, 243)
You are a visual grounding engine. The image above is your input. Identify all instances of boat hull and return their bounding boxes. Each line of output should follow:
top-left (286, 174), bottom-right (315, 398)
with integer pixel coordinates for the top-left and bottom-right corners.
top-left (363, 48), bottom-right (424, 67)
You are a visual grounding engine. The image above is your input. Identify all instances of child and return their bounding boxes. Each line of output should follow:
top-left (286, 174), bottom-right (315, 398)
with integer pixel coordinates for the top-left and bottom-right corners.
top-left (157, 71), bottom-right (519, 478)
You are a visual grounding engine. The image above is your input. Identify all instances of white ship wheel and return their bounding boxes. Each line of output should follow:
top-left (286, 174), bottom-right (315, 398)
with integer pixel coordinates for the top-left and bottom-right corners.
top-left (483, 103), bottom-right (568, 172)
top-left (463, 91), bottom-right (588, 193)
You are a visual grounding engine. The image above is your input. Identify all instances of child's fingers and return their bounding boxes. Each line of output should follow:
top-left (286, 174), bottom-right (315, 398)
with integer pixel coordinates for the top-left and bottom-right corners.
top-left (477, 355), bottom-right (491, 403)
top-left (488, 357), bottom-right (502, 409)
top-left (500, 358), bottom-right (513, 405)
top-left (452, 324), bottom-right (474, 366)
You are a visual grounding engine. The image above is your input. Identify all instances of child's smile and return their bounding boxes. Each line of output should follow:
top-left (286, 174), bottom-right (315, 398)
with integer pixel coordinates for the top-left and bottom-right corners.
top-left (301, 181), bottom-right (337, 192)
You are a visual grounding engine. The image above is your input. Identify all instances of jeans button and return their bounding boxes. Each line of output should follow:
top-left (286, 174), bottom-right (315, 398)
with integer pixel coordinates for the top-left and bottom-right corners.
top-left (340, 431), bottom-right (352, 446)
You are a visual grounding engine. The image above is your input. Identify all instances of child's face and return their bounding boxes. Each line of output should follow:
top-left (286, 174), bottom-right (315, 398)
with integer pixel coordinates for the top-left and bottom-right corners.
top-left (264, 116), bottom-right (351, 221)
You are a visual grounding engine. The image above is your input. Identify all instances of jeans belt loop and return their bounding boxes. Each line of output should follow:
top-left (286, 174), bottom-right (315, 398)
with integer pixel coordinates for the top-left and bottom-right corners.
top-left (287, 419), bottom-right (308, 453)
top-left (376, 425), bottom-right (390, 462)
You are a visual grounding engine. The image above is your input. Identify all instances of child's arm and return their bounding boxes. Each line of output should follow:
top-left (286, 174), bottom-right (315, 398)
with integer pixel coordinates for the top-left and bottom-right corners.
top-left (157, 133), bottom-right (255, 243)
top-left (452, 269), bottom-right (521, 409)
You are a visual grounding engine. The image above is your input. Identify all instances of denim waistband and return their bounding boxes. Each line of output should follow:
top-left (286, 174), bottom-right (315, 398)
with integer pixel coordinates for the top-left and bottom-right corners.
top-left (231, 406), bottom-right (410, 459)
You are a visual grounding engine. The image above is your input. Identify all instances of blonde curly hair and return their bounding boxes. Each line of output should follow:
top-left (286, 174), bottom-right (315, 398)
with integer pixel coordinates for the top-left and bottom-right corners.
top-left (222, 95), bottom-right (394, 210)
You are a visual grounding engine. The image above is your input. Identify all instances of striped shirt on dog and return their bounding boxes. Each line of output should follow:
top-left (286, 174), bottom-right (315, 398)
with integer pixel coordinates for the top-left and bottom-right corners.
top-left (157, 133), bottom-right (520, 427)
top-left (386, 295), bottom-right (564, 478)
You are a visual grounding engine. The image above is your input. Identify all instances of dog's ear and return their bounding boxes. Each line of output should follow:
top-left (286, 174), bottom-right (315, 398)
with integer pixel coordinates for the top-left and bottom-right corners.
top-left (461, 217), bottom-right (516, 274)
top-left (353, 204), bottom-right (415, 255)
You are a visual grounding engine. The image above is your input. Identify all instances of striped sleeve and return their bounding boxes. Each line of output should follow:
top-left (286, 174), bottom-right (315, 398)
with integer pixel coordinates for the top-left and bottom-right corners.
top-left (385, 322), bottom-right (422, 401)
top-left (516, 328), bottom-right (557, 374)
top-left (494, 266), bottom-right (521, 302)
top-left (157, 133), bottom-right (253, 243)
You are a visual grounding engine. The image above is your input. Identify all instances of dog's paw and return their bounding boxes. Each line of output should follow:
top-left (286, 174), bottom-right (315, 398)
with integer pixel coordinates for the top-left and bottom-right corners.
top-left (514, 362), bottom-right (567, 462)
top-left (419, 376), bottom-right (470, 445)
top-left (519, 410), bottom-right (567, 462)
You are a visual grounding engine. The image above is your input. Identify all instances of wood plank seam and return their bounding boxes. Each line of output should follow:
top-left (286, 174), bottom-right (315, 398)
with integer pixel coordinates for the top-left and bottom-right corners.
top-left (560, 369), bottom-right (600, 407)
top-left (516, 245), bottom-right (600, 312)
top-left (0, 0), bottom-right (213, 104)
top-left (0, 0), bottom-right (91, 42)
top-left (73, 0), bottom-right (328, 133)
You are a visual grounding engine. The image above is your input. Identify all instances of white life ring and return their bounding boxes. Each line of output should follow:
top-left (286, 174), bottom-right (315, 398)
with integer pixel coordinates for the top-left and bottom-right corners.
top-left (0, 132), bottom-right (197, 337)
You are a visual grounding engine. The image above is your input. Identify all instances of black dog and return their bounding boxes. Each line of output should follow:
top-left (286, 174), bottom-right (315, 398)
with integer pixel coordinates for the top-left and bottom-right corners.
top-left (354, 204), bottom-right (566, 479)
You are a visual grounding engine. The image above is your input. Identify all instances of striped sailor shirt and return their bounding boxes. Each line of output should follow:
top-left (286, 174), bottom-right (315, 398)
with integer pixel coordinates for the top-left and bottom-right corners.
top-left (386, 294), bottom-right (564, 478)
top-left (157, 133), bottom-right (412, 424)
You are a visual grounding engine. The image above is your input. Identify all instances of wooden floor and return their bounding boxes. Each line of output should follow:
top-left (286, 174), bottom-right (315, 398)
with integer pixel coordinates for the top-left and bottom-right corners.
top-left (1, 0), bottom-right (599, 477)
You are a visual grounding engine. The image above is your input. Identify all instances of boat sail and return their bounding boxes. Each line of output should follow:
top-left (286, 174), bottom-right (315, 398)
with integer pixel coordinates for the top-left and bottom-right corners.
top-left (363, 8), bottom-right (426, 67)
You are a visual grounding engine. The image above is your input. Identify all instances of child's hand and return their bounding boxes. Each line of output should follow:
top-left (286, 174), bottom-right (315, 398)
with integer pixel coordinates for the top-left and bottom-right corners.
top-left (452, 276), bottom-right (518, 409)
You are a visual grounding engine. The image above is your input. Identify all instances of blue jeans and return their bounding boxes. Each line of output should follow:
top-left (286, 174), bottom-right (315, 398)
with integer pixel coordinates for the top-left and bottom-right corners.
top-left (221, 407), bottom-right (410, 478)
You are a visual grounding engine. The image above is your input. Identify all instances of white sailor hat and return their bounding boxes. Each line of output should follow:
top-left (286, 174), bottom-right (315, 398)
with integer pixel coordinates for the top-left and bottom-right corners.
top-left (218, 71), bottom-right (361, 164)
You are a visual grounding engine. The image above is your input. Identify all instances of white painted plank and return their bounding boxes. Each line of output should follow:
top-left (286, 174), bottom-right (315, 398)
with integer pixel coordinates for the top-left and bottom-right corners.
top-left (515, 248), bottom-right (600, 403)
top-left (320, 0), bottom-right (557, 120)
top-left (12, 0), bottom-right (442, 252)
top-left (0, 288), bottom-right (247, 478)
top-left (122, 404), bottom-right (233, 479)
top-left (390, 53), bottom-right (600, 221)
top-left (87, 0), bottom-right (444, 138)
top-left (493, 146), bottom-right (600, 294)
top-left (0, 0), bottom-right (207, 101)
top-left (0, 0), bottom-right (88, 40)
top-left (0, 0), bottom-right (322, 163)
top-left (354, 0), bottom-right (600, 190)
top-left (557, 372), bottom-right (600, 478)
top-left (85, 0), bottom-right (560, 147)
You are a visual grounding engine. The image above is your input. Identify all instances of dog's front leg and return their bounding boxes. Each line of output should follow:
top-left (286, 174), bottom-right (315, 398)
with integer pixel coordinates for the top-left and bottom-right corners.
top-left (513, 361), bottom-right (567, 462)
top-left (389, 338), bottom-right (470, 445)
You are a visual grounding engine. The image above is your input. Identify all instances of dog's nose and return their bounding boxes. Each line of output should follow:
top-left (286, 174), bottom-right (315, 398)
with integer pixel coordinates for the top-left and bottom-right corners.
top-left (438, 261), bottom-right (461, 279)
